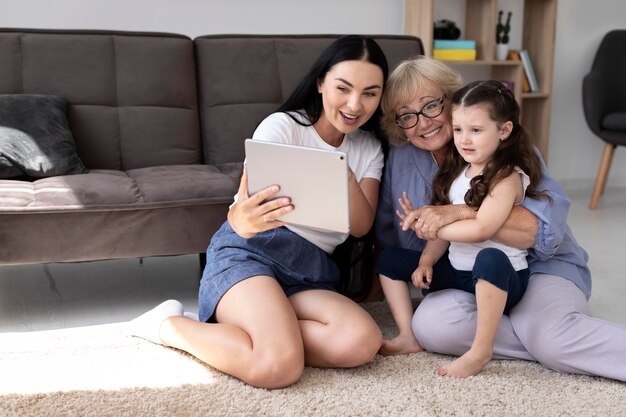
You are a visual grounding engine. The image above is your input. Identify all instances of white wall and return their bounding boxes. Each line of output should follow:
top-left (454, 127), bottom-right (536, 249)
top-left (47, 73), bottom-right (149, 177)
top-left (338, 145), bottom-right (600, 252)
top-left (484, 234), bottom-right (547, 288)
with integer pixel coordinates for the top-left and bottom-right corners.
top-left (550, 0), bottom-right (626, 189)
top-left (0, 0), bottom-right (404, 38)
top-left (1, 0), bottom-right (625, 188)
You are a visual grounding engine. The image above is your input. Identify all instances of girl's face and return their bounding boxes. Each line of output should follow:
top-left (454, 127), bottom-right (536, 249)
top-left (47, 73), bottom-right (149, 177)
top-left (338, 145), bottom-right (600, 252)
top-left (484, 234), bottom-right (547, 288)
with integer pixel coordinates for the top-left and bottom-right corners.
top-left (395, 82), bottom-right (452, 154)
top-left (315, 60), bottom-right (384, 145)
top-left (452, 104), bottom-right (512, 171)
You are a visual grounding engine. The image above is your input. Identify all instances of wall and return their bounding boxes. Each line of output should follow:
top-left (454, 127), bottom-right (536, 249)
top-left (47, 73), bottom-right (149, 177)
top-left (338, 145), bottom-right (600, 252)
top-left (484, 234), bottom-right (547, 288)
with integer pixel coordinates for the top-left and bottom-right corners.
top-left (0, 0), bottom-right (404, 39)
top-left (1, 0), bottom-right (625, 188)
top-left (551, 0), bottom-right (626, 189)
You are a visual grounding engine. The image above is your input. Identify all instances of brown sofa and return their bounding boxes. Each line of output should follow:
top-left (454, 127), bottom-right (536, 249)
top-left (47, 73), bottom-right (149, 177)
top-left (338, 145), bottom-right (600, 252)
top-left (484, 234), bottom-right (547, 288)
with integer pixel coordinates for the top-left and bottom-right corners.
top-left (0, 29), bottom-right (423, 266)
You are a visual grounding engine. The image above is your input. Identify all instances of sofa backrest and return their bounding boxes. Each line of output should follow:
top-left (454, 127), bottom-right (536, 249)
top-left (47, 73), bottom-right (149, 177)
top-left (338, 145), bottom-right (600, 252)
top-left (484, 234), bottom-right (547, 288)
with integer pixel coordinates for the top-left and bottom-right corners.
top-left (194, 34), bottom-right (424, 166)
top-left (0, 29), bottom-right (201, 171)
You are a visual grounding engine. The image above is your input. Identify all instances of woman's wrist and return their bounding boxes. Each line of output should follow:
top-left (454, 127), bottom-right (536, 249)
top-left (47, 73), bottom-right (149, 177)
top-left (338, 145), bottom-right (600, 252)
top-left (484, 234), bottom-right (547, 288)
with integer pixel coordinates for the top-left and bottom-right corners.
top-left (454, 204), bottom-right (476, 221)
top-left (228, 207), bottom-right (255, 239)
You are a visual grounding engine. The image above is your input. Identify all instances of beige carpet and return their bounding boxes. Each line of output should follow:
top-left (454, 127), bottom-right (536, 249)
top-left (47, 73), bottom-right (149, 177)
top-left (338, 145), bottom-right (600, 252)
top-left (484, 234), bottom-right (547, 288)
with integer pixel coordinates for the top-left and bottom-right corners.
top-left (1, 302), bottom-right (624, 417)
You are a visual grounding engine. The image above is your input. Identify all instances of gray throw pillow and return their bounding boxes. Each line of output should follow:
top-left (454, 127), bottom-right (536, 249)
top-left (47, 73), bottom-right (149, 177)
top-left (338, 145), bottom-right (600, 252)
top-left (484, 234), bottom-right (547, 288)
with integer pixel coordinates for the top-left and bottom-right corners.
top-left (0, 154), bottom-right (23, 178)
top-left (0, 94), bottom-right (86, 179)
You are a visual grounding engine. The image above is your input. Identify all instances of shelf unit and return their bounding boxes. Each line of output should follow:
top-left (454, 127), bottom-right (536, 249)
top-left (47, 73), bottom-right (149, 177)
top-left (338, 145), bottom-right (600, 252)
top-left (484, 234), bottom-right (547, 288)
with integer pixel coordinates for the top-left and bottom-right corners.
top-left (404, 0), bottom-right (558, 159)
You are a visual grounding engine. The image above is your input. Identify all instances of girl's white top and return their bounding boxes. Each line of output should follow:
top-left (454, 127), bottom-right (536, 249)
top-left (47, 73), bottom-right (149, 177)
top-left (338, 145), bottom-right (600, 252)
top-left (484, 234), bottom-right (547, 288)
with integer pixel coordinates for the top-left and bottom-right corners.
top-left (448, 164), bottom-right (530, 271)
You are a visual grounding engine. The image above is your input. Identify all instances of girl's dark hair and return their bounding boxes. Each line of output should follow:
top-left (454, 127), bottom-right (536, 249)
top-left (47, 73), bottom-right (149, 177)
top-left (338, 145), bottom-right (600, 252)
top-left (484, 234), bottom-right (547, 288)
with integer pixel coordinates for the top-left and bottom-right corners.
top-left (277, 35), bottom-right (389, 138)
top-left (432, 80), bottom-right (549, 208)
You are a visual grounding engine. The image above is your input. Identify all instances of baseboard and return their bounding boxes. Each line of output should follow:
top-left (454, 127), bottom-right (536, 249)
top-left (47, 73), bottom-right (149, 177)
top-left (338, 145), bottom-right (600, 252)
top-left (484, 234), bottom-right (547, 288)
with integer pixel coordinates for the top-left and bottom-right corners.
top-left (558, 177), bottom-right (626, 193)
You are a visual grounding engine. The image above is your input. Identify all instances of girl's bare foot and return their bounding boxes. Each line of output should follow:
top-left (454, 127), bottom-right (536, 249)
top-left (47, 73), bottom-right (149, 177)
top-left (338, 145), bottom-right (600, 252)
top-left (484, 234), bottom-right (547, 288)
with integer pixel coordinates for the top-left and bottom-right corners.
top-left (435, 348), bottom-right (492, 378)
top-left (379, 334), bottom-right (424, 356)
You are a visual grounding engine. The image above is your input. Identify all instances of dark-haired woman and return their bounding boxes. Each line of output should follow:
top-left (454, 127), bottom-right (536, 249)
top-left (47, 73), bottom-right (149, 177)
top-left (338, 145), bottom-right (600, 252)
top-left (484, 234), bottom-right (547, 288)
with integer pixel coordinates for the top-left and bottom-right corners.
top-left (131, 35), bottom-right (388, 389)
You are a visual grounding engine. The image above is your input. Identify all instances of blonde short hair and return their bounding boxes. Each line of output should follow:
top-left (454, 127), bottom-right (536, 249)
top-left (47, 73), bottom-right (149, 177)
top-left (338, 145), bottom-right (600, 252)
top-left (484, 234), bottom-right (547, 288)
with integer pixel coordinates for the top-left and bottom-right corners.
top-left (381, 56), bottom-right (463, 146)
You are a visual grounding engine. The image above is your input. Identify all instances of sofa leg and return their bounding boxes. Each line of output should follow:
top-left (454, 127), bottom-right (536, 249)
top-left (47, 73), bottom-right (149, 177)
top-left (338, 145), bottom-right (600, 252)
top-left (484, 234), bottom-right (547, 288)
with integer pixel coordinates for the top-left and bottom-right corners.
top-left (589, 143), bottom-right (616, 209)
top-left (198, 252), bottom-right (207, 272)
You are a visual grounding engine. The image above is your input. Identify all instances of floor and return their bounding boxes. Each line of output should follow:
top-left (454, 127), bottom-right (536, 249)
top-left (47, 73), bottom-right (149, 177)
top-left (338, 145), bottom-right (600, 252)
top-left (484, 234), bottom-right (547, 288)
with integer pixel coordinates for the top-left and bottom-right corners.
top-left (1, 185), bottom-right (625, 333)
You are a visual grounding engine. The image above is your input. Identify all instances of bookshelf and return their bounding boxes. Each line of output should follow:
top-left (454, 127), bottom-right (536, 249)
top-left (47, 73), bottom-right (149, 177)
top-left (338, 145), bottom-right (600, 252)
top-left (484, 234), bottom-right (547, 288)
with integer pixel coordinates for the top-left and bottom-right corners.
top-left (404, 0), bottom-right (558, 159)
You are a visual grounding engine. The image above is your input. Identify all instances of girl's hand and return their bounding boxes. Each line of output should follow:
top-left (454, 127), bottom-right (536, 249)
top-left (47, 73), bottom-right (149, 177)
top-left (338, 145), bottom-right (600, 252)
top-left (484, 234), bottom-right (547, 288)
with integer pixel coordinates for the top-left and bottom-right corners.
top-left (396, 192), bottom-right (465, 241)
top-left (395, 192), bottom-right (421, 232)
top-left (228, 167), bottom-right (292, 238)
top-left (411, 265), bottom-right (432, 289)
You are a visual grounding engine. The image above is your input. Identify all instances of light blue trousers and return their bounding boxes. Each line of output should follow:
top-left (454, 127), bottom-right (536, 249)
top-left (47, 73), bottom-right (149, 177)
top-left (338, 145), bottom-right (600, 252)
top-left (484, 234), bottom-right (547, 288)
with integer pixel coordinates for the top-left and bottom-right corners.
top-left (413, 273), bottom-right (626, 381)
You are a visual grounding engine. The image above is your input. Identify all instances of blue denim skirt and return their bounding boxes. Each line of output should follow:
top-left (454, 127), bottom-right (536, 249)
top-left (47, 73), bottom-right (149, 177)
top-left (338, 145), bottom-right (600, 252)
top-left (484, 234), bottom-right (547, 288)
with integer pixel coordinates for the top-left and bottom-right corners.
top-left (198, 221), bottom-right (341, 322)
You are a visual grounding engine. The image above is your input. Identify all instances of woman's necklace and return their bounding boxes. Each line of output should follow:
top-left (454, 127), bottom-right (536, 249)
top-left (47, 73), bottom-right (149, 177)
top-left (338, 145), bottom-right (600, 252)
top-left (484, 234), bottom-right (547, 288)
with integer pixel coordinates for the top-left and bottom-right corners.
top-left (430, 151), bottom-right (439, 168)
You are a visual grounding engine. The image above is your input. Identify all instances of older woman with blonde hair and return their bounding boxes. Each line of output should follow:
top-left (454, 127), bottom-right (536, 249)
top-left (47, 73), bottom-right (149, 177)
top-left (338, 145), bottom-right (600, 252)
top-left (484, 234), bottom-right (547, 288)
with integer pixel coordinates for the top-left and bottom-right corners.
top-left (373, 55), bottom-right (626, 381)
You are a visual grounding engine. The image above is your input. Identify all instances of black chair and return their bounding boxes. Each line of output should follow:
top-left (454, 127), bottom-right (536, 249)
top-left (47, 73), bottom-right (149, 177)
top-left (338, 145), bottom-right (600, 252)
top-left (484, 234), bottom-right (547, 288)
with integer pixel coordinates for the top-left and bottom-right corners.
top-left (583, 30), bottom-right (626, 209)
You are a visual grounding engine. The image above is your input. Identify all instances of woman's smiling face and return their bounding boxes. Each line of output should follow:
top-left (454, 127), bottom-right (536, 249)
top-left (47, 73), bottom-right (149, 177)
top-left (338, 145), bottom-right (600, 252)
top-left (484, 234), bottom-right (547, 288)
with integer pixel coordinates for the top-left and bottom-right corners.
top-left (396, 81), bottom-right (453, 153)
top-left (315, 60), bottom-right (384, 145)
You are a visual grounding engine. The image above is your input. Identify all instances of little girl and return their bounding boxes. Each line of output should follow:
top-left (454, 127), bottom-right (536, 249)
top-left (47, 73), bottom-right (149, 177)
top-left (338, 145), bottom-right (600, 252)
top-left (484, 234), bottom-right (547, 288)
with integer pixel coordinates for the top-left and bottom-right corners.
top-left (380, 80), bottom-right (549, 377)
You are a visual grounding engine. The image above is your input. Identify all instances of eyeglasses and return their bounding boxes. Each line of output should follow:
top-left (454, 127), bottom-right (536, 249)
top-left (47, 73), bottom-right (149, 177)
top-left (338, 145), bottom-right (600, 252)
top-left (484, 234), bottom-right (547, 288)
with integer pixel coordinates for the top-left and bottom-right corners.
top-left (395, 94), bottom-right (446, 129)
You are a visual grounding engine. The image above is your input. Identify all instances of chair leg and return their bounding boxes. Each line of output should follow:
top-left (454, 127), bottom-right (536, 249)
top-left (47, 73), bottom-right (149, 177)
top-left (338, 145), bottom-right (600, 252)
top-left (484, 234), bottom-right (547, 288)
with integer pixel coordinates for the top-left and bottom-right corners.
top-left (589, 143), bottom-right (616, 209)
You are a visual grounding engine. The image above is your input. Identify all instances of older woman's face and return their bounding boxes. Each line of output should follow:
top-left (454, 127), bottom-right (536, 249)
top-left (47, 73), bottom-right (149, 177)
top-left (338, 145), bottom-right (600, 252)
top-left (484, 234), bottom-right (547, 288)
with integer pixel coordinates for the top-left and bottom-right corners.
top-left (395, 82), bottom-right (452, 153)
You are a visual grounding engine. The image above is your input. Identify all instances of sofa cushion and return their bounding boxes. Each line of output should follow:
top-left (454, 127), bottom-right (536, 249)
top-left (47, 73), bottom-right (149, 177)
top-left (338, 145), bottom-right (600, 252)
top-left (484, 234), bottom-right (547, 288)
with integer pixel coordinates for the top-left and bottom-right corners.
top-left (0, 30), bottom-right (201, 171)
top-left (0, 155), bottom-right (22, 178)
top-left (0, 164), bottom-right (240, 211)
top-left (194, 35), bottom-right (424, 166)
top-left (0, 94), bottom-right (86, 178)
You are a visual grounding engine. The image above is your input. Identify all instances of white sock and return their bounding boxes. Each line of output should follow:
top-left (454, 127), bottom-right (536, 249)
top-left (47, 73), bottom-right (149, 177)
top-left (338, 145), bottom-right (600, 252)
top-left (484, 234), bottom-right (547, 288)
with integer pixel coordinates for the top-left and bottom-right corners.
top-left (183, 311), bottom-right (199, 321)
top-left (128, 299), bottom-right (183, 345)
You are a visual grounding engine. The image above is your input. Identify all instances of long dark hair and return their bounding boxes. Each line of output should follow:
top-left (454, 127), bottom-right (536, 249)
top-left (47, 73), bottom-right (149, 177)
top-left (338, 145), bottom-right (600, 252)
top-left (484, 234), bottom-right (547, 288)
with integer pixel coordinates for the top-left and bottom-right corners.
top-left (277, 35), bottom-right (389, 137)
top-left (432, 80), bottom-right (549, 207)
top-left (280, 36), bottom-right (388, 301)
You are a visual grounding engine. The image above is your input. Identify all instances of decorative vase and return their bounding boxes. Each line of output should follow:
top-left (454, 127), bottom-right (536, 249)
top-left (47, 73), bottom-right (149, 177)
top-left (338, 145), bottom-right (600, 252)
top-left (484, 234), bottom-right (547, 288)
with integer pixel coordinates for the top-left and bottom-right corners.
top-left (496, 43), bottom-right (509, 61)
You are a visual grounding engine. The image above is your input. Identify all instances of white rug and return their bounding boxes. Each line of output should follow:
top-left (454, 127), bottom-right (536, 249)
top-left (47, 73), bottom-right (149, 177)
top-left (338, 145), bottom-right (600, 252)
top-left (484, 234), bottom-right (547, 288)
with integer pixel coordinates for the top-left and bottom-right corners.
top-left (1, 302), bottom-right (624, 417)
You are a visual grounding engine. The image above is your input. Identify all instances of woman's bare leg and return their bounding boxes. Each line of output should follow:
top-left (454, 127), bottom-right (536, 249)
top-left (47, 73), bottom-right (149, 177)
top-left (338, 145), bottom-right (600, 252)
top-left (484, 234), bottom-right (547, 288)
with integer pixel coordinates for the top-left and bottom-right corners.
top-left (159, 275), bottom-right (305, 389)
top-left (289, 289), bottom-right (382, 368)
top-left (436, 279), bottom-right (506, 377)
top-left (379, 274), bottom-right (423, 356)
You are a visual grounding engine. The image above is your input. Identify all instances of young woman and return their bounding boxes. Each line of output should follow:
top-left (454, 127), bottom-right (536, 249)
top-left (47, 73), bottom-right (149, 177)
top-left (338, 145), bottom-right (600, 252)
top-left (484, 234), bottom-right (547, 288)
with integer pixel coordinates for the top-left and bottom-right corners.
top-left (374, 56), bottom-right (626, 382)
top-left (130, 35), bottom-right (388, 389)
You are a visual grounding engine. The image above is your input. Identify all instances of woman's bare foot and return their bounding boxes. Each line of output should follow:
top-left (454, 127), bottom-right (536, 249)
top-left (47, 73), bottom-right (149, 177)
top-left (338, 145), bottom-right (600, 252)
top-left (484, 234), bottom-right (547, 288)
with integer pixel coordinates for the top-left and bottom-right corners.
top-left (435, 348), bottom-right (492, 378)
top-left (379, 334), bottom-right (424, 356)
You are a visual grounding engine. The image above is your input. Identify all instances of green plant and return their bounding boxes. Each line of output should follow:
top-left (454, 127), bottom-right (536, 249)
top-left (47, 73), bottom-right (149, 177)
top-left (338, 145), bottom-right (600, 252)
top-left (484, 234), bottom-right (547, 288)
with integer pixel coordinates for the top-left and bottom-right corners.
top-left (496, 10), bottom-right (512, 44)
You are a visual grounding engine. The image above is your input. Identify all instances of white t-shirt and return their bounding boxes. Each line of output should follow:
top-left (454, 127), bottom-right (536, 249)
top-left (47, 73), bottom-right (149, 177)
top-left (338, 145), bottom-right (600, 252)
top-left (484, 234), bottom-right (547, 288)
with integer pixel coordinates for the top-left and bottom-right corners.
top-left (448, 165), bottom-right (530, 271)
top-left (251, 111), bottom-right (384, 253)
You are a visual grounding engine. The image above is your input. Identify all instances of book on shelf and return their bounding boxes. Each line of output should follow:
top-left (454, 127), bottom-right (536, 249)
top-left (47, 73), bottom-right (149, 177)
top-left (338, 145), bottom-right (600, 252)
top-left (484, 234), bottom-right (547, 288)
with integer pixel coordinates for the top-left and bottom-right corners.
top-left (433, 48), bottom-right (477, 61)
top-left (507, 50), bottom-right (531, 93)
top-left (519, 50), bottom-right (540, 92)
top-left (433, 38), bottom-right (476, 61)
top-left (433, 39), bottom-right (476, 50)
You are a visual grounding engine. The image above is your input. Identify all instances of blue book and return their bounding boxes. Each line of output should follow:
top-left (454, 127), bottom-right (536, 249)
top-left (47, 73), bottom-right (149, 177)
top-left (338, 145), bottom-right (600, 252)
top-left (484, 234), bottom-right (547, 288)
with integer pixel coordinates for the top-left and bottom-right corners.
top-left (433, 39), bottom-right (476, 50)
top-left (520, 50), bottom-right (540, 92)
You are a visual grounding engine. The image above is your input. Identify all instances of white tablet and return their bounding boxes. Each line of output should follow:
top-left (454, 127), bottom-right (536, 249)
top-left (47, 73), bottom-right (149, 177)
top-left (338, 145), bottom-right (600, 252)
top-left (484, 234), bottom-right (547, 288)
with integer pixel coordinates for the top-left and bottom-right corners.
top-left (244, 139), bottom-right (350, 233)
